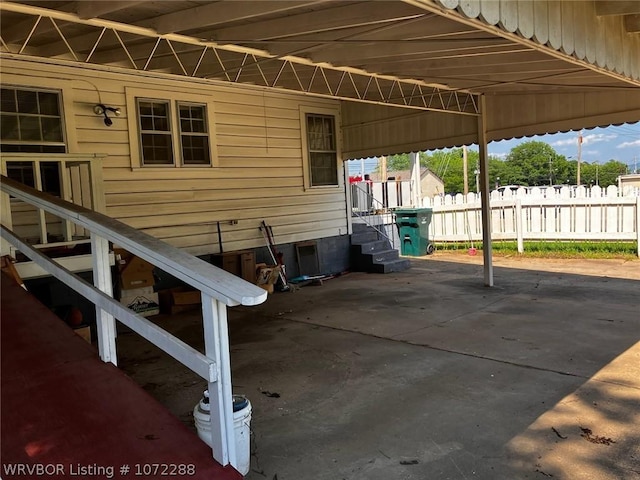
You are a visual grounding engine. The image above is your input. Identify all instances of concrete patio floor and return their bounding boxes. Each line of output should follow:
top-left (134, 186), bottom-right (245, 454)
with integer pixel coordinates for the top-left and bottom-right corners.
top-left (117, 253), bottom-right (640, 480)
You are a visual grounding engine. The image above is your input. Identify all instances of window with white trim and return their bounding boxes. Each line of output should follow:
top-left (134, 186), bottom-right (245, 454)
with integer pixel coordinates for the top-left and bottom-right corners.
top-left (1, 87), bottom-right (65, 196)
top-left (306, 113), bottom-right (338, 187)
top-left (133, 94), bottom-right (213, 167)
top-left (178, 102), bottom-right (210, 165)
top-left (137, 99), bottom-right (174, 166)
top-left (1, 87), bottom-right (65, 154)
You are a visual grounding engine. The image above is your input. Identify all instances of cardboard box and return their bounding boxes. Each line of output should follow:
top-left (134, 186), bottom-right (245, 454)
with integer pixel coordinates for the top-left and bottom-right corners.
top-left (119, 286), bottom-right (160, 317)
top-left (256, 263), bottom-right (281, 293)
top-left (159, 287), bottom-right (201, 315)
top-left (212, 250), bottom-right (256, 283)
top-left (73, 325), bottom-right (91, 343)
top-left (172, 290), bottom-right (201, 306)
top-left (120, 256), bottom-right (155, 289)
top-left (114, 249), bottom-right (156, 289)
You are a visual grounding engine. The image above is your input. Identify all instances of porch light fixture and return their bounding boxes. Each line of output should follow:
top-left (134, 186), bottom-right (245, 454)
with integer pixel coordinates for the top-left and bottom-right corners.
top-left (93, 104), bottom-right (121, 126)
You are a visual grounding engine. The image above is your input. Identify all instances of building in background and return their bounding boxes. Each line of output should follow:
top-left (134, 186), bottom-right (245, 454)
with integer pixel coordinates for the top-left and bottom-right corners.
top-left (369, 168), bottom-right (445, 199)
top-left (617, 173), bottom-right (640, 195)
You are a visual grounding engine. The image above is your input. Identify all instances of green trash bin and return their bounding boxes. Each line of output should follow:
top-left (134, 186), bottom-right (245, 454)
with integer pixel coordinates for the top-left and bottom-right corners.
top-left (394, 208), bottom-right (434, 256)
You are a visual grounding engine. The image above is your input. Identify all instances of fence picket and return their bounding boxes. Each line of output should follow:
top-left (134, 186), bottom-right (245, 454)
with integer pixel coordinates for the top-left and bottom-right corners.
top-left (416, 186), bottom-right (638, 255)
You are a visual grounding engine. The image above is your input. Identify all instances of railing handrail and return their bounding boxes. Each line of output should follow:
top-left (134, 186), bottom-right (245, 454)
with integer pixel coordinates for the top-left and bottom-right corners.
top-left (1, 152), bottom-right (107, 161)
top-left (351, 182), bottom-right (396, 249)
top-left (1, 173), bottom-right (261, 468)
top-left (1, 224), bottom-right (218, 381)
top-left (1, 175), bottom-right (267, 307)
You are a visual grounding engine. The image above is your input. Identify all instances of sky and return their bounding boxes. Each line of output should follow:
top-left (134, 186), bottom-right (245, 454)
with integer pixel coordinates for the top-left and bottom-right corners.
top-left (348, 122), bottom-right (640, 175)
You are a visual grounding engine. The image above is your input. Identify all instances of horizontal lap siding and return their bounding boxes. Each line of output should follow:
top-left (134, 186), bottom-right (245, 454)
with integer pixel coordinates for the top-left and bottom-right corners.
top-left (2, 59), bottom-right (347, 255)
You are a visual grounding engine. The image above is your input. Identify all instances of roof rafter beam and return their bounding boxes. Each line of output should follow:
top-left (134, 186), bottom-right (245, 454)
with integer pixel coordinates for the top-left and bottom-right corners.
top-left (307, 38), bottom-right (518, 65)
top-left (0, 1), bottom-right (141, 41)
top-left (150, 1), bottom-right (328, 35)
top-left (595, 1), bottom-right (640, 16)
top-left (255, 16), bottom-right (481, 57)
top-left (18, 1), bottom-right (326, 56)
top-left (73, 1), bottom-right (143, 20)
top-left (376, 55), bottom-right (570, 74)
top-left (0, 1), bottom-right (479, 116)
top-left (208, 1), bottom-right (425, 41)
top-left (247, 10), bottom-right (475, 47)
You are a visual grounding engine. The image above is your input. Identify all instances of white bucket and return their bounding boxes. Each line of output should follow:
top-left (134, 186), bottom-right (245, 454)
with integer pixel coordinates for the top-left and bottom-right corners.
top-left (193, 391), bottom-right (252, 476)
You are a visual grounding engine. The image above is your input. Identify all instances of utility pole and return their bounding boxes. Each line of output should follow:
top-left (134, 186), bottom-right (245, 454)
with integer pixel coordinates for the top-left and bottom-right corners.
top-left (462, 145), bottom-right (469, 195)
top-left (577, 131), bottom-right (583, 185)
top-left (380, 155), bottom-right (387, 181)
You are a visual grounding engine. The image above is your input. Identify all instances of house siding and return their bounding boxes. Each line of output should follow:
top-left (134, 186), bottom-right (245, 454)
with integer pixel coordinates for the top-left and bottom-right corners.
top-left (1, 57), bottom-right (349, 257)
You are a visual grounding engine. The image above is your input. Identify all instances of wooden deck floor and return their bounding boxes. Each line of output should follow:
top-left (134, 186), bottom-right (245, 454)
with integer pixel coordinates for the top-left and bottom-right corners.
top-left (0, 272), bottom-right (241, 480)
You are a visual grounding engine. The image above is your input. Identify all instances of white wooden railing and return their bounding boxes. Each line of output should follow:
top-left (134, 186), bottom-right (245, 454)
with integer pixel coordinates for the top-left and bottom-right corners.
top-left (1, 153), bottom-right (106, 248)
top-left (423, 186), bottom-right (640, 256)
top-left (0, 175), bottom-right (267, 471)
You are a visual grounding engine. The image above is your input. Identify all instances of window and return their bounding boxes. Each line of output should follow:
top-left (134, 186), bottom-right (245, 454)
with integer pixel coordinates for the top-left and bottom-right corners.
top-left (178, 103), bottom-right (210, 165)
top-left (1, 87), bottom-right (65, 153)
top-left (137, 99), bottom-right (173, 165)
top-left (306, 113), bottom-right (338, 186)
top-left (132, 91), bottom-right (213, 167)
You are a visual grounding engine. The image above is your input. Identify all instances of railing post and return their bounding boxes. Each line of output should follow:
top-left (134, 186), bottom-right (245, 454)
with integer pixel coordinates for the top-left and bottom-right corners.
top-left (0, 178), bottom-right (12, 256)
top-left (91, 232), bottom-right (117, 365)
top-left (201, 293), bottom-right (236, 468)
top-left (59, 159), bottom-right (75, 242)
top-left (33, 160), bottom-right (48, 245)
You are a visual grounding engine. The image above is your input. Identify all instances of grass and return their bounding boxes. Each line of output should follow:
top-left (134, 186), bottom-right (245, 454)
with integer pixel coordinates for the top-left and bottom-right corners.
top-left (433, 240), bottom-right (638, 259)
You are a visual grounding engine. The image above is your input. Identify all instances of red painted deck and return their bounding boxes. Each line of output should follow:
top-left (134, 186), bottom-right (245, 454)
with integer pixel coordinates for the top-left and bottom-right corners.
top-left (1, 273), bottom-right (242, 480)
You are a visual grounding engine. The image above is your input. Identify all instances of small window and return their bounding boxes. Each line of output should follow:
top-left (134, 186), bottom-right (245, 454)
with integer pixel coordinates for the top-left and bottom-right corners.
top-left (5, 161), bottom-right (62, 197)
top-left (178, 102), bottom-right (210, 165)
top-left (137, 99), bottom-right (174, 165)
top-left (306, 113), bottom-right (338, 186)
top-left (0, 87), bottom-right (65, 153)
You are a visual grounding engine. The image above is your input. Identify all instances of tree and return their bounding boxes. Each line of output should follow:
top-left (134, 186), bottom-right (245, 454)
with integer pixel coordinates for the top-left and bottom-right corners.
top-left (581, 160), bottom-right (627, 188)
top-left (373, 140), bottom-right (629, 194)
top-left (424, 148), bottom-right (503, 194)
top-left (504, 141), bottom-right (568, 186)
top-left (380, 152), bottom-right (430, 173)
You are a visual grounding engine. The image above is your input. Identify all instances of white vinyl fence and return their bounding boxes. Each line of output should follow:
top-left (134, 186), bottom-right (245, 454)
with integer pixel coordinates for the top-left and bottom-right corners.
top-left (423, 185), bottom-right (640, 255)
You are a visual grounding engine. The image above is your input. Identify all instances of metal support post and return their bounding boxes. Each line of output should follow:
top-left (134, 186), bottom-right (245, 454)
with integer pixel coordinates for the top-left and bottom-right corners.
top-left (477, 95), bottom-right (494, 286)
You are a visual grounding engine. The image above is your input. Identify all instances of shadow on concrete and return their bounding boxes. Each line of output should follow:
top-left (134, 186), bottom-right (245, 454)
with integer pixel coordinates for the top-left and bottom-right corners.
top-left (505, 340), bottom-right (640, 480)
